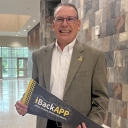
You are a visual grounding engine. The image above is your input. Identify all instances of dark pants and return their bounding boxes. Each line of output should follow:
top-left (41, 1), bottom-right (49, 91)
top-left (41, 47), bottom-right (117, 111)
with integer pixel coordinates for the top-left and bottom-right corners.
top-left (47, 119), bottom-right (62, 128)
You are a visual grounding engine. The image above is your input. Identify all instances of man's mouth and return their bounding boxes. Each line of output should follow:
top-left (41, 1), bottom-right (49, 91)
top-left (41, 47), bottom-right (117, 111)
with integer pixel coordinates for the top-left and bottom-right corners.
top-left (59, 30), bottom-right (71, 33)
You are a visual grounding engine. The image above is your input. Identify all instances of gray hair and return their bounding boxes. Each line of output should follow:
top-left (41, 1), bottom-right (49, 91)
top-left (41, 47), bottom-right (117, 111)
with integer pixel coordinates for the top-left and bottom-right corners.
top-left (54, 3), bottom-right (79, 18)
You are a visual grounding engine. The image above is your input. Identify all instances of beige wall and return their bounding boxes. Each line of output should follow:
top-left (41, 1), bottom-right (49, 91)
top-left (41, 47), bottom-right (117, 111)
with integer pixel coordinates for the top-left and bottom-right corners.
top-left (0, 36), bottom-right (28, 47)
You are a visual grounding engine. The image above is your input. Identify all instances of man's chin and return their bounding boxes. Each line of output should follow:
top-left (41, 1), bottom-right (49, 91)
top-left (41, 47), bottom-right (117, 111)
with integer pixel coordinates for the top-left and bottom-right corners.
top-left (58, 38), bottom-right (71, 42)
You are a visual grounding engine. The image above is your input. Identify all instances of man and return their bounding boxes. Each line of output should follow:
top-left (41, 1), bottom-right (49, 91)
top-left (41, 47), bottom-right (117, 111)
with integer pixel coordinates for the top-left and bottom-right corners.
top-left (15, 3), bottom-right (109, 128)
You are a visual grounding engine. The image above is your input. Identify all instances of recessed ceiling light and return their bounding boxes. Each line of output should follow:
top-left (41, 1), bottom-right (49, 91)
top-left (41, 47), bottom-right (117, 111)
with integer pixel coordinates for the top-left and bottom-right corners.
top-left (16, 35), bottom-right (18, 36)
top-left (33, 20), bottom-right (36, 22)
top-left (24, 30), bottom-right (26, 31)
top-left (28, 26), bottom-right (30, 27)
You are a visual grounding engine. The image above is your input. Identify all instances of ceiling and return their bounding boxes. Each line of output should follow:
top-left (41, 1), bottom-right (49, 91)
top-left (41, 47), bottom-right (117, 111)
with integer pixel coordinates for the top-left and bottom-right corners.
top-left (0, 0), bottom-right (40, 37)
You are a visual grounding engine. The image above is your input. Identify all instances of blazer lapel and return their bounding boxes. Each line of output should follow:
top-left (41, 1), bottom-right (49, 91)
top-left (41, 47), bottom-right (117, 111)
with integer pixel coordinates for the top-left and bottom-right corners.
top-left (43, 43), bottom-right (55, 91)
top-left (64, 41), bottom-right (84, 95)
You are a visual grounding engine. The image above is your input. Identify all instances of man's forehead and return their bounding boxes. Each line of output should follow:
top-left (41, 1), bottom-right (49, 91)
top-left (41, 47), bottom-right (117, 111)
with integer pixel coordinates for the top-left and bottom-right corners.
top-left (54, 6), bottom-right (77, 16)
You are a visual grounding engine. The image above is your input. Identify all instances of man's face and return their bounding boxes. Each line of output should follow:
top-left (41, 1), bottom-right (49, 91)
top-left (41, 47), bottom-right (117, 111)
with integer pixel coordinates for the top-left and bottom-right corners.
top-left (52, 6), bottom-right (81, 44)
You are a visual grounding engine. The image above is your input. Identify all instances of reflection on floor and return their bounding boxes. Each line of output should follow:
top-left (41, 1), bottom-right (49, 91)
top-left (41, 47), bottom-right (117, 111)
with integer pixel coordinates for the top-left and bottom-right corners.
top-left (0, 79), bottom-right (36, 128)
top-left (0, 79), bottom-right (110, 128)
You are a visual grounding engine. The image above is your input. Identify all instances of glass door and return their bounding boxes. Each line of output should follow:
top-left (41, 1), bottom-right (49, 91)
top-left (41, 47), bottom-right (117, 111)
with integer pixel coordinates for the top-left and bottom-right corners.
top-left (17, 58), bottom-right (28, 78)
top-left (0, 57), bottom-right (2, 79)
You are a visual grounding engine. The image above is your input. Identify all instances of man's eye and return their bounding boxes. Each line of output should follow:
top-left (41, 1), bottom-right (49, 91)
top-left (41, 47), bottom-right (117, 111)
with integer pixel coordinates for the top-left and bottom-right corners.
top-left (67, 18), bottom-right (74, 21)
top-left (56, 18), bottom-right (63, 21)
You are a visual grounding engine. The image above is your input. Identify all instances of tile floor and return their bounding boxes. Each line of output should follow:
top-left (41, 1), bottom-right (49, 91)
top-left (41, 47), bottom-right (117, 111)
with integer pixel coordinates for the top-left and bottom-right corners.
top-left (0, 79), bottom-right (36, 128)
top-left (0, 79), bottom-right (110, 128)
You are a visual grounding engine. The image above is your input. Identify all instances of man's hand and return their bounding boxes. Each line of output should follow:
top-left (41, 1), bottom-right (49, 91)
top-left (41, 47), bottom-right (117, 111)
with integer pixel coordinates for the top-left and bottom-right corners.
top-left (77, 122), bottom-right (87, 128)
top-left (15, 100), bottom-right (28, 116)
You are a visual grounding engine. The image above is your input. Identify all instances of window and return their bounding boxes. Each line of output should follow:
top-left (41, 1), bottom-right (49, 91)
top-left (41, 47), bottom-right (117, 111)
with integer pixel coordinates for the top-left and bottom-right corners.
top-left (0, 47), bottom-right (28, 78)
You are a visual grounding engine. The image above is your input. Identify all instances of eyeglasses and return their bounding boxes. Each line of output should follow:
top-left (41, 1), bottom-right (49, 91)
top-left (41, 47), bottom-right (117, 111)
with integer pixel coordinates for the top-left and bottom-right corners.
top-left (54, 16), bottom-right (78, 24)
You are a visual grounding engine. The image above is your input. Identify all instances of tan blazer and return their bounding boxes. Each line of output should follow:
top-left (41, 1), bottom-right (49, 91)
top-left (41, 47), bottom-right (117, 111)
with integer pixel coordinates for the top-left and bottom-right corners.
top-left (32, 40), bottom-right (109, 128)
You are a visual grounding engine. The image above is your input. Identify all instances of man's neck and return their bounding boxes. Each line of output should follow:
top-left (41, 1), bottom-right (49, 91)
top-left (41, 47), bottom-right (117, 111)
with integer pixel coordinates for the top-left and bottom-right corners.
top-left (57, 39), bottom-right (76, 51)
top-left (57, 42), bottom-right (69, 51)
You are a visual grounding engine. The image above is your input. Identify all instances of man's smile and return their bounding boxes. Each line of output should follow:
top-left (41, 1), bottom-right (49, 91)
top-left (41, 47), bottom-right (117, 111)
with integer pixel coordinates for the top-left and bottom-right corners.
top-left (59, 30), bottom-right (71, 33)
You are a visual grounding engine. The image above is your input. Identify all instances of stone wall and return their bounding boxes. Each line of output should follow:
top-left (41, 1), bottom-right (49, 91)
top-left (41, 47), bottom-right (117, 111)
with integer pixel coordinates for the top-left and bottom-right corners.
top-left (40, 0), bottom-right (128, 127)
top-left (40, 0), bottom-right (60, 46)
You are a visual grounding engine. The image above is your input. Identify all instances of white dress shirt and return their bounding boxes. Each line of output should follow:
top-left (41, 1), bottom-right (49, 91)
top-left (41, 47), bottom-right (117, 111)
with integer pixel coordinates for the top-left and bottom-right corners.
top-left (50, 39), bottom-right (76, 100)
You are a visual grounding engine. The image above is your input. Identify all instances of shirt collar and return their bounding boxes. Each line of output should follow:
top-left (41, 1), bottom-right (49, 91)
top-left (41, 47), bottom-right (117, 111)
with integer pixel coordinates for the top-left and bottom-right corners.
top-left (55, 38), bottom-right (76, 53)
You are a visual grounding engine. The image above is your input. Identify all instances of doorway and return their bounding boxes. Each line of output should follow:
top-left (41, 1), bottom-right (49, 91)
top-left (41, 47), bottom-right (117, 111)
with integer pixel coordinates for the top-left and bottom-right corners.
top-left (0, 57), bottom-right (2, 79)
top-left (17, 58), bottom-right (28, 78)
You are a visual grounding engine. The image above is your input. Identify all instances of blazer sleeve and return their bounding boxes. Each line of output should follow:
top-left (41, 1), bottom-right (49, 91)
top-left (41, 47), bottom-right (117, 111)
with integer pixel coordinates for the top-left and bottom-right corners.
top-left (88, 52), bottom-right (109, 125)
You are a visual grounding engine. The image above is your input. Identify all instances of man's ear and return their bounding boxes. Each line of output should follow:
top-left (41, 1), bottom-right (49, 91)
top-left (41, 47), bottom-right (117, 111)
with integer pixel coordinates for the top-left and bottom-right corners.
top-left (77, 20), bottom-right (81, 31)
top-left (52, 21), bottom-right (55, 32)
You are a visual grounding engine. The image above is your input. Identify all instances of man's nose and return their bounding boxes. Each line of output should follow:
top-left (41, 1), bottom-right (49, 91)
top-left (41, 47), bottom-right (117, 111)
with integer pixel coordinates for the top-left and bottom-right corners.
top-left (62, 19), bottom-right (68, 26)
